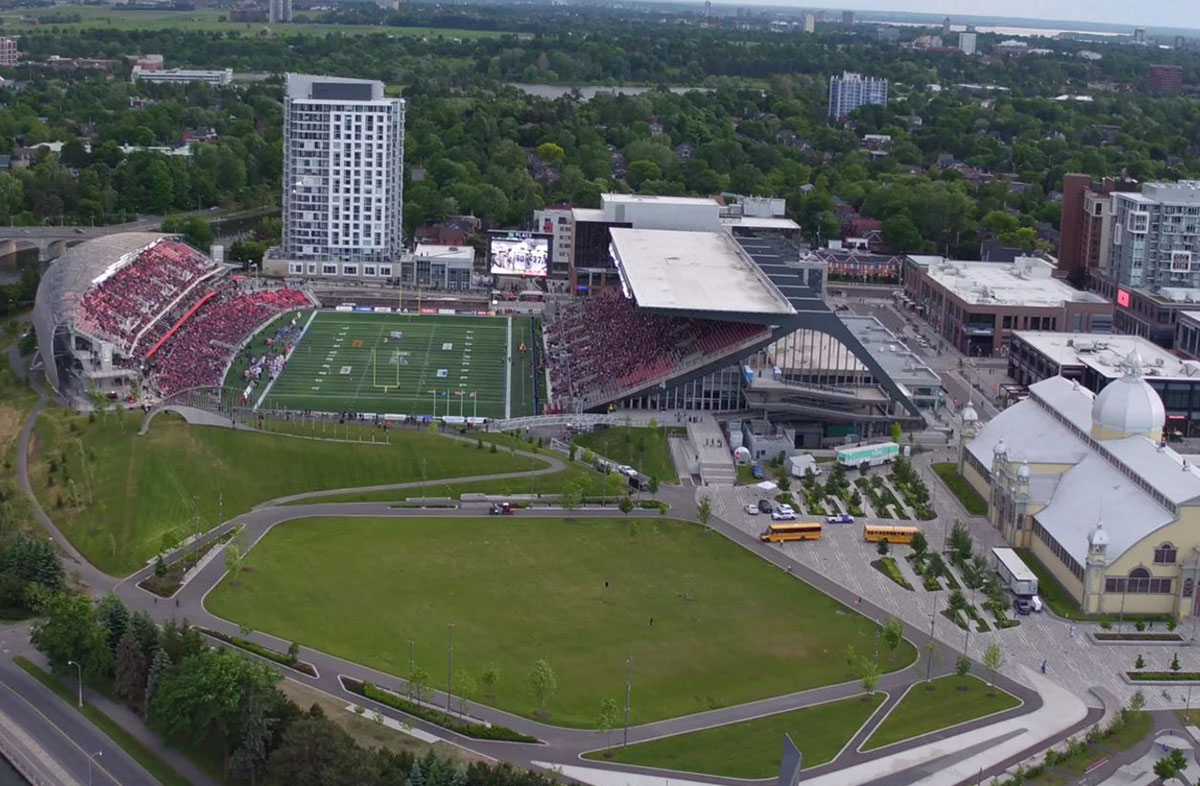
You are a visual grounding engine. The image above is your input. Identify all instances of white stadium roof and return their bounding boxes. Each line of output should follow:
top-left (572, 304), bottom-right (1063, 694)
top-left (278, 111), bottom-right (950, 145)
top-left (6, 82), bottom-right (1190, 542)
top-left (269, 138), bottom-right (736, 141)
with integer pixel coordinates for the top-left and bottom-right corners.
top-left (609, 228), bottom-right (795, 316)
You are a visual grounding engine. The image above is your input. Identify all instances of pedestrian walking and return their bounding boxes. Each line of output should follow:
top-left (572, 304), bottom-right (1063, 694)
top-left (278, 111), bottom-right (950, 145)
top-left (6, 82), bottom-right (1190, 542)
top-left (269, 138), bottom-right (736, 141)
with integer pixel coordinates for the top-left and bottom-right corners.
top-left (1041, 659), bottom-right (1047, 674)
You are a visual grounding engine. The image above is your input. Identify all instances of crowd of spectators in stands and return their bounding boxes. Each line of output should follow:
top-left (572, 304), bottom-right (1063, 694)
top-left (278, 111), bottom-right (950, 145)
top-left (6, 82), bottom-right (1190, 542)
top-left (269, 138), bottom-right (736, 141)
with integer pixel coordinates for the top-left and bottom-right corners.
top-left (543, 288), bottom-right (767, 413)
top-left (76, 241), bottom-right (219, 351)
top-left (145, 282), bottom-right (310, 396)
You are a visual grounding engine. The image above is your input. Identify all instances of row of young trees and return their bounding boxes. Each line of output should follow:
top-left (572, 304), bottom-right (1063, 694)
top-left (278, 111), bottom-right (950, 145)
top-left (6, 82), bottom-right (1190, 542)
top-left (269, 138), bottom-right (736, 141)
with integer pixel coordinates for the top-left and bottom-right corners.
top-left (29, 590), bottom-right (565, 786)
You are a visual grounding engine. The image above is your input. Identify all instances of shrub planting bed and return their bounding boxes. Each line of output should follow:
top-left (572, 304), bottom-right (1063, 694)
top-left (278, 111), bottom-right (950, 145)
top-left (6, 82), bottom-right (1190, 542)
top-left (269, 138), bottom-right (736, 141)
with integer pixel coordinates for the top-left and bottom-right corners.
top-left (199, 627), bottom-right (317, 676)
top-left (343, 677), bottom-right (539, 742)
top-left (871, 557), bottom-right (913, 591)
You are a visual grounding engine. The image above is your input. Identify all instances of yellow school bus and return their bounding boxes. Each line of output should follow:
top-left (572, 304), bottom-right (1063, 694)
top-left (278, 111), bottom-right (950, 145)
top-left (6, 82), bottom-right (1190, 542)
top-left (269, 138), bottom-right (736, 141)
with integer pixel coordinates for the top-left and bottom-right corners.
top-left (863, 524), bottom-right (920, 544)
top-left (760, 522), bottom-right (823, 543)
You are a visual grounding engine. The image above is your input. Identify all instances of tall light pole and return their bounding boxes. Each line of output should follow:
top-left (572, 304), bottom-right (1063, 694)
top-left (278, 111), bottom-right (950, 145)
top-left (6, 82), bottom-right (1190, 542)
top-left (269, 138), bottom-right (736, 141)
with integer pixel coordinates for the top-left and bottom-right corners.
top-left (446, 622), bottom-right (454, 713)
top-left (87, 750), bottom-right (102, 786)
top-left (926, 591), bottom-right (939, 683)
top-left (623, 654), bottom-right (633, 748)
top-left (68, 660), bottom-right (83, 707)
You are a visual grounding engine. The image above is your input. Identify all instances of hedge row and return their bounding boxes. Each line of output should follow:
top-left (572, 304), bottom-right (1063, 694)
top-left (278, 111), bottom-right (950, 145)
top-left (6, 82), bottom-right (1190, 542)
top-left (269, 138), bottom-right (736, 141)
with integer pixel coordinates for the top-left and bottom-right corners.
top-left (346, 679), bottom-right (539, 743)
top-left (200, 628), bottom-right (317, 677)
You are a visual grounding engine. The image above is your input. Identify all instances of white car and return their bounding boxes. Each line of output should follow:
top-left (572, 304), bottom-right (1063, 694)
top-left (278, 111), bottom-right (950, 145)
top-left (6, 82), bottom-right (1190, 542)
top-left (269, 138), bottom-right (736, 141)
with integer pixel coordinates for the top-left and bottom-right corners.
top-left (615, 465), bottom-right (637, 477)
top-left (771, 511), bottom-right (797, 521)
top-left (777, 504), bottom-right (795, 515)
top-left (744, 504), bottom-right (759, 515)
top-left (826, 513), bottom-right (855, 524)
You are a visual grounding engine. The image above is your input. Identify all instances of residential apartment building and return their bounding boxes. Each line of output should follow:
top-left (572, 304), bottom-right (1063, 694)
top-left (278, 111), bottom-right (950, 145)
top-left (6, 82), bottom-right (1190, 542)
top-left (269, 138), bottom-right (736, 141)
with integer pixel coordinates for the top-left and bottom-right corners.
top-left (1147, 64), bottom-right (1184, 93)
top-left (828, 72), bottom-right (888, 119)
top-left (0, 37), bottom-right (19, 67)
top-left (277, 73), bottom-right (405, 276)
top-left (269, 0), bottom-right (292, 24)
top-left (1058, 173), bottom-right (1139, 281)
top-left (1110, 182), bottom-right (1200, 291)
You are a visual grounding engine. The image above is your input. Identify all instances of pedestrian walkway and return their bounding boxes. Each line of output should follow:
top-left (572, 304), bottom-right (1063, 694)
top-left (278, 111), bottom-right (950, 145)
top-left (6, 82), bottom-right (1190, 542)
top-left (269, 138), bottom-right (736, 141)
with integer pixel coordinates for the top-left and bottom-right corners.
top-left (687, 416), bottom-right (736, 485)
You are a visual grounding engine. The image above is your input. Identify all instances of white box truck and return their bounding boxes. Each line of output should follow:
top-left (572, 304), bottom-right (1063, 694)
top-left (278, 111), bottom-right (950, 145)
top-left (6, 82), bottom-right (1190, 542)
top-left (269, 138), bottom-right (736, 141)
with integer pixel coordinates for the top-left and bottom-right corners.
top-left (992, 547), bottom-right (1038, 597)
top-left (836, 442), bottom-right (900, 469)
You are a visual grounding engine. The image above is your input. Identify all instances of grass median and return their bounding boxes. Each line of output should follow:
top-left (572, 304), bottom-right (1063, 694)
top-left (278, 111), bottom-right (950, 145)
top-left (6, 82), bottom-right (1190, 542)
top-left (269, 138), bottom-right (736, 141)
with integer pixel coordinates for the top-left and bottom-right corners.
top-left (861, 675), bottom-right (1019, 750)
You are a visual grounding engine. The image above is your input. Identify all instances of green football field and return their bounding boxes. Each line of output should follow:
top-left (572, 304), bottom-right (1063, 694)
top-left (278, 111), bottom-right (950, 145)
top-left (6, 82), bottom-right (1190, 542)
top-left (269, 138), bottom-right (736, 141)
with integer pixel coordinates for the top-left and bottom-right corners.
top-left (252, 311), bottom-right (541, 419)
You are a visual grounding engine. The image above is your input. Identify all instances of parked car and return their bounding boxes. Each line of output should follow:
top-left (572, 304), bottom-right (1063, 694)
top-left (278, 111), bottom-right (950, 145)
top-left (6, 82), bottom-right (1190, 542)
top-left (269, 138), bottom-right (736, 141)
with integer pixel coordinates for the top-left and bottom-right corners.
top-left (757, 499), bottom-right (773, 514)
top-left (616, 465), bottom-right (637, 477)
top-left (826, 513), bottom-right (855, 524)
top-left (744, 504), bottom-right (759, 515)
top-left (777, 504), bottom-right (795, 515)
top-left (771, 511), bottom-right (797, 521)
top-left (1013, 597), bottom-right (1032, 615)
top-left (751, 464), bottom-right (765, 480)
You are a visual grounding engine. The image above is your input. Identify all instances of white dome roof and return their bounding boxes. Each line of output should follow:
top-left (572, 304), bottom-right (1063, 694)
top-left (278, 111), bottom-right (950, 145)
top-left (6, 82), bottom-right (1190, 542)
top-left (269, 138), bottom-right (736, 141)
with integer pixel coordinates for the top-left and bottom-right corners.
top-left (962, 403), bottom-right (979, 423)
top-left (1017, 461), bottom-right (1030, 478)
top-left (1089, 522), bottom-right (1109, 548)
top-left (1090, 350), bottom-right (1165, 440)
top-left (993, 438), bottom-right (1007, 456)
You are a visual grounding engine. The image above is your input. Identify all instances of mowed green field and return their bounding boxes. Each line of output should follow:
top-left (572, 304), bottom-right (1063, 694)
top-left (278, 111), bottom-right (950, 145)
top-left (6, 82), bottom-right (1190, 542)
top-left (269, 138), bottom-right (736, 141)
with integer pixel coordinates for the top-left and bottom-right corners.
top-left (257, 312), bottom-right (537, 419)
top-left (591, 694), bottom-right (885, 777)
top-left (207, 516), bottom-right (916, 727)
top-left (27, 408), bottom-right (545, 575)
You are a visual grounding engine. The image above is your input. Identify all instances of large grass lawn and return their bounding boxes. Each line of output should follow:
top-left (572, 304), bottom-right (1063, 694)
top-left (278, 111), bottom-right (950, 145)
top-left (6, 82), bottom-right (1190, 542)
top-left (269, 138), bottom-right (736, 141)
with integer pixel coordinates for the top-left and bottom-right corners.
top-left (27, 408), bottom-right (543, 575)
top-left (575, 427), bottom-right (677, 483)
top-left (207, 516), bottom-right (915, 727)
top-left (861, 675), bottom-right (1019, 751)
top-left (589, 694), bottom-right (885, 777)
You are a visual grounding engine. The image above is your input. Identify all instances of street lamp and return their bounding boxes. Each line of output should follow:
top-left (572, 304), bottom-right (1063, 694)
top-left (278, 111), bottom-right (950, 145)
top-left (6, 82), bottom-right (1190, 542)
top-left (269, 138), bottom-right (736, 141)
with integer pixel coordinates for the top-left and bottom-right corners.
top-left (67, 660), bottom-right (83, 707)
top-left (87, 750), bottom-right (102, 786)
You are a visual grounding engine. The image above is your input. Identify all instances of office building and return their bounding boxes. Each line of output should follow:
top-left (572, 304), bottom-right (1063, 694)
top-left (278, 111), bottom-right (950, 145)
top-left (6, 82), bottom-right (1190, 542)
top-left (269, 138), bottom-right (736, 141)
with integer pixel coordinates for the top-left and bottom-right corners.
top-left (131, 53), bottom-right (163, 72)
top-left (277, 73), bottom-right (405, 275)
top-left (1148, 64), bottom-right (1184, 93)
top-left (1057, 174), bottom-right (1139, 281)
top-left (958, 31), bottom-right (977, 55)
top-left (269, 0), bottom-right (292, 24)
top-left (803, 11), bottom-right (815, 33)
top-left (828, 72), bottom-right (888, 119)
top-left (0, 37), bottom-right (19, 67)
top-left (1133, 26), bottom-right (1147, 44)
top-left (841, 10), bottom-right (854, 25)
top-left (131, 67), bottom-right (233, 86)
top-left (901, 255), bottom-right (1113, 357)
top-left (400, 244), bottom-right (473, 290)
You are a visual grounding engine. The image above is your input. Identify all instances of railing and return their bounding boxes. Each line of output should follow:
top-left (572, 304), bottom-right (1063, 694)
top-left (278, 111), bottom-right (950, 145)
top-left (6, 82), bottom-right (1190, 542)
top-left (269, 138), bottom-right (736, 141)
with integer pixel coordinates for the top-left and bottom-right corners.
top-left (0, 725), bottom-right (61, 786)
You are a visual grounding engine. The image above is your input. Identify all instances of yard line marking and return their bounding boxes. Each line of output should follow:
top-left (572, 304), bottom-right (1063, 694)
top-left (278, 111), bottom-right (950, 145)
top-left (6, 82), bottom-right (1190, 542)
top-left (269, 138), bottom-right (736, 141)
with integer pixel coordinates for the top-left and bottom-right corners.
top-left (505, 316), bottom-right (512, 419)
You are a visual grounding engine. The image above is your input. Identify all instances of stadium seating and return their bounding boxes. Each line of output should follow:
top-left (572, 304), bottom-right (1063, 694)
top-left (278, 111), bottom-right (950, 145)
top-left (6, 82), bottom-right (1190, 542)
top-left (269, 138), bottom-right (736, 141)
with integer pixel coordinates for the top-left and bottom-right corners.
top-left (75, 240), bottom-right (220, 351)
top-left (544, 289), bottom-right (769, 412)
top-left (147, 284), bottom-right (311, 396)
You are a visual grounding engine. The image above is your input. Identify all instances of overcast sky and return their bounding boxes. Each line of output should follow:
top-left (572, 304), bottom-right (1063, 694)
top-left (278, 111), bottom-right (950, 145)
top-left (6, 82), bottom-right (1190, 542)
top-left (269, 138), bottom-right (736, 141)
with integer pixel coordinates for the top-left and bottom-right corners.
top-left (706, 1), bottom-right (1199, 29)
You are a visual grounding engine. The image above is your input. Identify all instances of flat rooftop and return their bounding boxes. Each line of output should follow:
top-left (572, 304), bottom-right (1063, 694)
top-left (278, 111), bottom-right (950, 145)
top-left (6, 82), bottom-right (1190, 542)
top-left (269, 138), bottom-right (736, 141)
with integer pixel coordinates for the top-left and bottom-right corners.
top-left (602, 193), bottom-right (719, 207)
top-left (414, 243), bottom-right (473, 262)
top-left (721, 216), bottom-right (801, 230)
top-left (609, 228), bottom-right (795, 315)
top-left (1014, 331), bottom-right (1200, 380)
top-left (286, 73), bottom-right (386, 102)
top-left (923, 258), bottom-right (1107, 307)
top-left (843, 316), bottom-right (943, 385)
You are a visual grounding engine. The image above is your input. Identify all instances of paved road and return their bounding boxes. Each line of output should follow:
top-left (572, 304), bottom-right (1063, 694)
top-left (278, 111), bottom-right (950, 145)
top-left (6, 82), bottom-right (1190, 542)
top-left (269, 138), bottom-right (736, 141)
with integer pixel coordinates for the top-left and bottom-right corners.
top-left (0, 625), bottom-right (163, 786)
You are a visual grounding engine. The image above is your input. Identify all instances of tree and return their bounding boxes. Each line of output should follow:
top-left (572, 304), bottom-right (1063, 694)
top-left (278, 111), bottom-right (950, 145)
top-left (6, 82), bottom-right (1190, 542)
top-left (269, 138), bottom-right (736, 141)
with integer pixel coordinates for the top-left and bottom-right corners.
top-left (697, 494), bottom-right (713, 526)
top-left (926, 551), bottom-right (946, 581)
top-left (144, 649), bottom-right (173, 710)
top-left (911, 531), bottom-right (928, 560)
top-left (161, 215), bottom-right (214, 251)
top-left (1129, 689), bottom-right (1146, 712)
top-left (647, 475), bottom-right (659, 494)
top-left (924, 640), bottom-right (940, 682)
top-left (1171, 653), bottom-right (1182, 673)
top-left (455, 672), bottom-right (476, 717)
top-left (1154, 748), bottom-right (1188, 782)
top-left (982, 644), bottom-right (1004, 691)
top-left (97, 593), bottom-right (129, 655)
top-left (535, 142), bottom-right (565, 166)
top-left (223, 539), bottom-right (243, 580)
top-left (228, 688), bottom-right (274, 784)
top-left (561, 483), bottom-right (583, 511)
top-left (859, 460), bottom-right (871, 477)
top-left (409, 664), bottom-right (430, 703)
top-left (948, 520), bottom-right (973, 564)
top-left (876, 539), bottom-right (889, 556)
top-left (0, 535), bottom-right (64, 591)
top-left (114, 630), bottom-right (149, 709)
top-left (1135, 654), bottom-right (1145, 670)
top-left (882, 617), bottom-right (904, 660)
top-left (883, 214), bottom-right (923, 252)
top-left (596, 697), bottom-right (621, 752)
top-left (480, 665), bottom-right (499, 698)
top-left (858, 656), bottom-right (880, 695)
top-left (954, 655), bottom-right (971, 686)
top-left (264, 710), bottom-right (360, 786)
top-left (618, 496), bottom-right (634, 515)
top-left (30, 591), bottom-right (111, 680)
top-left (530, 659), bottom-right (557, 710)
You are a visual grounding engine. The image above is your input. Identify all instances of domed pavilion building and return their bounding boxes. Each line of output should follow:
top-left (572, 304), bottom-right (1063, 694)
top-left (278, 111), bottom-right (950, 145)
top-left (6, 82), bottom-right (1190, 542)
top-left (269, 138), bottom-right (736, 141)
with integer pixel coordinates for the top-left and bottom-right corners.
top-left (962, 350), bottom-right (1200, 616)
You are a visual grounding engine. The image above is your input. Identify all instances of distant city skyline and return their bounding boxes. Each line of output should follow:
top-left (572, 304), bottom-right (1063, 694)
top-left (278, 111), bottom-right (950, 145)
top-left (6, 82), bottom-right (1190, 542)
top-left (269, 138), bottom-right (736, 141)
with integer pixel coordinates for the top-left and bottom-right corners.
top-left (700, 1), bottom-right (1198, 30)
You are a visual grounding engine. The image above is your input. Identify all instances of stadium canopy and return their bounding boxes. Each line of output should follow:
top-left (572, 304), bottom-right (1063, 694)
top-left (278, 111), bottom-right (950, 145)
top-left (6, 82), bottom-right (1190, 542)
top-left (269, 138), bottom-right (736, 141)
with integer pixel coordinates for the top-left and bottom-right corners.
top-left (33, 232), bottom-right (166, 393)
top-left (609, 228), bottom-right (797, 320)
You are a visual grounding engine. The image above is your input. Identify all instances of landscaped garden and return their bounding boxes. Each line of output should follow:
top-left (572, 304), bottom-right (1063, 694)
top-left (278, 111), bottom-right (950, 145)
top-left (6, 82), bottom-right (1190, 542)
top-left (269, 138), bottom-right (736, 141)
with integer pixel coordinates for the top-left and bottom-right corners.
top-left (589, 694), bottom-right (886, 777)
top-left (207, 516), bottom-right (916, 728)
top-left (932, 463), bottom-right (988, 516)
top-left (573, 425), bottom-right (678, 483)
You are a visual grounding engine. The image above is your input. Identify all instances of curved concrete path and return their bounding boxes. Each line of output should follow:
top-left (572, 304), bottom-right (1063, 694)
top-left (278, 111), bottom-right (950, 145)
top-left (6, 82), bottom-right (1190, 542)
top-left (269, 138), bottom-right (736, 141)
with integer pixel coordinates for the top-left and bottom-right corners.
top-left (9, 347), bottom-right (1086, 785)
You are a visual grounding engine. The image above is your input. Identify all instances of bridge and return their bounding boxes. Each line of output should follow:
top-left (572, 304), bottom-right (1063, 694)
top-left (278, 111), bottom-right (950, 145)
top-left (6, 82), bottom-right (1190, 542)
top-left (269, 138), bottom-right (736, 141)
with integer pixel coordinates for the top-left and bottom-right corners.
top-left (0, 217), bottom-right (165, 262)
